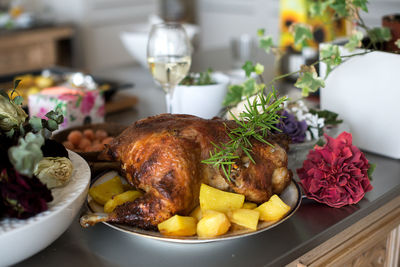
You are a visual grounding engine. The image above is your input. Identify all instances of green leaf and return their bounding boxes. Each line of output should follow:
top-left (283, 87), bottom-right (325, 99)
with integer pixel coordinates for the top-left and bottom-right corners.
top-left (320, 44), bottom-right (341, 65)
top-left (320, 44), bottom-right (342, 76)
top-left (309, 0), bottom-right (331, 17)
top-left (329, 0), bottom-right (348, 17)
top-left (309, 109), bottom-right (343, 125)
top-left (29, 117), bottom-right (43, 132)
top-left (353, 0), bottom-right (368, 12)
top-left (292, 24), bottom-right (313, 46)
top-left (367, 163), bottom-right (376, 181)
top-left (254, 63), bottom-right (264, 75)
top-left (316, 138), bottom-right (325, 147)
top-left (257, 28), bottom-right (265, 37)
top-left (295, 66), bottom-right (325, 97)
top-left (369, 27), bottom-right (392, 43)
top-left (395, 39), bottom-right (400, 49)
top-left (242, 61), bottom-right (255, 77)
top-left (45, 110), bottom-right (64, 125)
top-left (223, 85), bottom-right (243, 106)
top-left (13, 96), bottom-right (23, 105)
top-left (259, 35), bottom-right (274, 53)
top-left (344, 31), bottom-right (364, 51)
top-left (242, 78), bottom-right (257, 97)
top-left (46, 119), bottom-right (59, 131)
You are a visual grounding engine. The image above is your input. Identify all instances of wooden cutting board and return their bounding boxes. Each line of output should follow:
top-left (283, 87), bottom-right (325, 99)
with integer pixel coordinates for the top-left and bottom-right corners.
top-left (105, 93), bottom-right (138, 114)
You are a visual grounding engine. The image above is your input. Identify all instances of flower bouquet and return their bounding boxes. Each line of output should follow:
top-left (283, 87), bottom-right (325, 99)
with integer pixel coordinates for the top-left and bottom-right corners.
top-left (0, 81), bottom-right (73, 220)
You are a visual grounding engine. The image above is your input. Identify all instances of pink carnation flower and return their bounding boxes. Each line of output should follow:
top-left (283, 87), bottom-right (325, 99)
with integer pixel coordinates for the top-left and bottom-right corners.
top-left (297, 132), bottom-right (373, 208)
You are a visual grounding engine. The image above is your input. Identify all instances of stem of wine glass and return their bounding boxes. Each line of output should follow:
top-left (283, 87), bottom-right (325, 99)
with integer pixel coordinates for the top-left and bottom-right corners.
top-left (165, 88), bottom-right (174, 114)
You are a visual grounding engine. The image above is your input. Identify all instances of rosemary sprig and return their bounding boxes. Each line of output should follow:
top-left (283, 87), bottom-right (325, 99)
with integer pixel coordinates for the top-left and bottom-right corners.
top-left (201, 89), bottom-right (287, 182)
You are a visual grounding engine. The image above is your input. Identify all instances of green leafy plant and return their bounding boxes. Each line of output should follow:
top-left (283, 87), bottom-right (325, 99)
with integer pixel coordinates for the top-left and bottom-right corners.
top-left (224, 0), bottom-right (398, 106)
top-left (309, 109), bottom-right (343, 125)
top-left (179, 68), bottom-right (216, 86)
top-left (202, 0), bottom-right (389, 182)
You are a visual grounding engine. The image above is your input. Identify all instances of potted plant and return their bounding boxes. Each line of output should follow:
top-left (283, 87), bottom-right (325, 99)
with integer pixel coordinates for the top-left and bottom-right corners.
top-left (202, 0), bottom-right (385, 208)
top-left (171, 69), bottom-right (230, 119)
top-left (222, 1), bottom-right (400, 158)
top-left (319, 17), bottom-right (400, 158)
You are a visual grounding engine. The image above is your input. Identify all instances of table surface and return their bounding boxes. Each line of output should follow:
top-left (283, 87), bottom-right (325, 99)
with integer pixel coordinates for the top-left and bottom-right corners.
top-left (16, 49), bottom-right (400, 267)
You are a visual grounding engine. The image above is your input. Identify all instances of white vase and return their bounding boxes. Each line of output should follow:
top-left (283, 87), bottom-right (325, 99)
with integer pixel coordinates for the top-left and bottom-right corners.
top-left (319, 44), bottom-right (400, 159)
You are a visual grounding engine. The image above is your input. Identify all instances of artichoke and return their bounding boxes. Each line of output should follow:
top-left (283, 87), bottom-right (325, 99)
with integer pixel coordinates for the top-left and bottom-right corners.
top-left (34, 157), bottom-right (73, 188)
top-left (0, 94), bottom-right (28, 131)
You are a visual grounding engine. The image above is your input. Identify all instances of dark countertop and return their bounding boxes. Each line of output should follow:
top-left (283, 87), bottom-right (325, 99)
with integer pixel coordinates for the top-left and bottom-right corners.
top-left (16, 150), bottom-right (400, 267)
top-left (16, 49), bottom-right (400, 267)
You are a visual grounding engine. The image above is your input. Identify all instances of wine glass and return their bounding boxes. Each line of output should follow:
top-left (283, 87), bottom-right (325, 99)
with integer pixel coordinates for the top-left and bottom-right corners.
top-left (147, 23), bottom-right (192, 113)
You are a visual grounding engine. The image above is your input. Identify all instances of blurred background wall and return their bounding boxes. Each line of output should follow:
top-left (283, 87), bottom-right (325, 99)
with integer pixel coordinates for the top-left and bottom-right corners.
top-left (1, 0), bottom-right (399, 72)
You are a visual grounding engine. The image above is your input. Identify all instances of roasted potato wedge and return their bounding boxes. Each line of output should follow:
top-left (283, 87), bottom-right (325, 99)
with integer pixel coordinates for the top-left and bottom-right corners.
top-left (197, 210), bottom-right (231, 238)
top-left (255, 194), bottom-right (291, 221)
top-left (158, 215), bottom-right (197, 237)
top-left (199, 184), bottom-right (244, 213)
top-left (89, 176), bottom-right (124, 205)
top-left (227, 208), bottom-right (260, 230)
top-left (190, 206), bottom-right (202, 221)
top-left (104, 190), bottom-right (143, 213)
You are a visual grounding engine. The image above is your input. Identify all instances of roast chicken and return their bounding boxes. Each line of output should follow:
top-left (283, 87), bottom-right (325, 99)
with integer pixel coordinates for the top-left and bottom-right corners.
top-left (81, 114), bottom-right (292, 230)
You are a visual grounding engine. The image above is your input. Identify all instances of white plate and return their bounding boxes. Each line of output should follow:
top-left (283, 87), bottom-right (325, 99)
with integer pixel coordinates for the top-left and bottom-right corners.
top-left (0, 151), bottom-right (91, 266)
top-left (87, 171), bottom-right (301, 243)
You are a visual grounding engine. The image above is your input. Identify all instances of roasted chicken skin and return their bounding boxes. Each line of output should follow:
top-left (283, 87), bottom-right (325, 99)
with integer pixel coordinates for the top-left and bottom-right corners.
top-left (81, 114), bottom-right (292, 230)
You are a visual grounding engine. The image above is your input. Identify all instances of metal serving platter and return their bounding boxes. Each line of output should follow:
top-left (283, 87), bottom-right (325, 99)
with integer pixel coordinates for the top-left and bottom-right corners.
top-left (86, 171), bottom-right (302, 244)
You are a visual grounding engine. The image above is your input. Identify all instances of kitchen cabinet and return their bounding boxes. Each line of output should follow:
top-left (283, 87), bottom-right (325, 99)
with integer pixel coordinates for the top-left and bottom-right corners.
top-left (288, 195), bottom-right (400, 267)
top-left (0, 25), bottom-right (74, 75)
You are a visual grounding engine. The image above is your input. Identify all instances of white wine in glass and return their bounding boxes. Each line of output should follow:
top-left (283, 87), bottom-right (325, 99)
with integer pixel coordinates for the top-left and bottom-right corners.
top-left (147, 23), bottom-right (192, 113)
top-left (147, 55), bottom-right (191, 90)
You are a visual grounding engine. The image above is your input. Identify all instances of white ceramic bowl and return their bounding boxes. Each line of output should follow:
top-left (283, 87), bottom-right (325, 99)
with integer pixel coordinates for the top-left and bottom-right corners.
top-left (171, 72), bottom-right (230, 119)
top-left (120, 23), bottom-right (199, 68)
top-left (0, 151), bottom-right (91, 266)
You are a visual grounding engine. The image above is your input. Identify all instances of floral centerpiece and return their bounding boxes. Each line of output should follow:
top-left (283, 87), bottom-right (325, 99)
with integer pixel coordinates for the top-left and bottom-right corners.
top-left (0, 81), bottom-right (73, 219)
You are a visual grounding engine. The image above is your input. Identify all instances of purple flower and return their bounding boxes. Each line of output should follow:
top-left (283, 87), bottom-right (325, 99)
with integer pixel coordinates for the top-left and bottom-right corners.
top-left (275, 110), bottom-right (307, 143)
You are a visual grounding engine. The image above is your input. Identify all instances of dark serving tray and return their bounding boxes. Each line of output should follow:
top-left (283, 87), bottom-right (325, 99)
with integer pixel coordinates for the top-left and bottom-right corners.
top-left (0, 66), bottom-right (134, 102)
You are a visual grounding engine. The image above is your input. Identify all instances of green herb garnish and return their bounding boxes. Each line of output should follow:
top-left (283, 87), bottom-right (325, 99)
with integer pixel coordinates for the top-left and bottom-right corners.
top-left (202, 90), bottom-right (287, 182)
